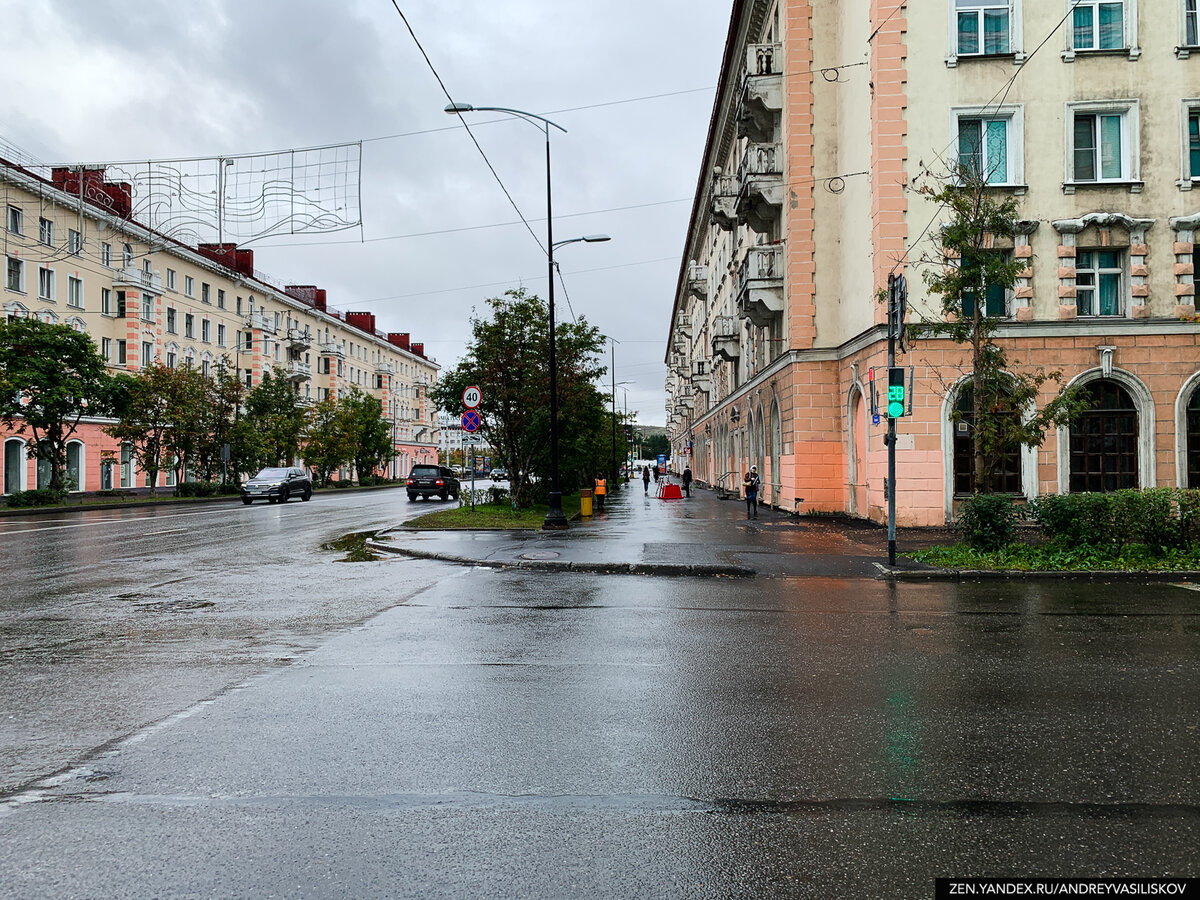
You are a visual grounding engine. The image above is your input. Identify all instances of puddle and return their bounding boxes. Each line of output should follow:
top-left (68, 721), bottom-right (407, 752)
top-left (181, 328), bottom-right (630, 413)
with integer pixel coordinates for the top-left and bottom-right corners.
top-left (321, 531), bottom-right (383, 563)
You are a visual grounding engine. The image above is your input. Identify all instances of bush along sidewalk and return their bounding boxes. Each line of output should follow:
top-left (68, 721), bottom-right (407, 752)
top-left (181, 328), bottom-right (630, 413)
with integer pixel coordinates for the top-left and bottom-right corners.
top-left (912, 488), bottom-right (1200, 572)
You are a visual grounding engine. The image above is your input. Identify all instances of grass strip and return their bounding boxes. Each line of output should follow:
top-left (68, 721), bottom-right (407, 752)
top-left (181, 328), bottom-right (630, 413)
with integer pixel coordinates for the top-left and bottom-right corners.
top-left (912, 543), bottom-right (1200, 572)
top-left (405, 494), bottom-right (582, 530)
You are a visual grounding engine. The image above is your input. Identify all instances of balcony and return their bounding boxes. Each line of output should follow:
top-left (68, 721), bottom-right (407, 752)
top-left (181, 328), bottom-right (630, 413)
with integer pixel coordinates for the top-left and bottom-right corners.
top-left (112, 266), bottom-right (162, 294)
top-left (710, 175), bottom-right (739, 231)
top-left (286, 359), bottom-right (312, 382)
top-left (738, 43), bottom-right (784, 143)
top-left (686, 264), bottom-right (708, 301)
top-left (244, 312), bottom-right (277, 334)
top-left (677, 313), bottom-right (692, 334)
top-left (737, 143), bottom-right (785, 234)
top-left (375, 360), bottom-right (395, 375)
top-left (286, 326), bottom-right (312, 351)
top-left (318, 339), bottom-right (345, 358)
top-left (736, 245), bottom-right (785, 327)
top-left (711, 315), bottom-right (740, 362)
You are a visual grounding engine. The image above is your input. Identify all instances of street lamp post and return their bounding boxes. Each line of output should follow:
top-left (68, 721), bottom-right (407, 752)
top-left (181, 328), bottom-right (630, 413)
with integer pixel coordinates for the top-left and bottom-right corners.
top-left (445, 101), bottom-right (609, 529)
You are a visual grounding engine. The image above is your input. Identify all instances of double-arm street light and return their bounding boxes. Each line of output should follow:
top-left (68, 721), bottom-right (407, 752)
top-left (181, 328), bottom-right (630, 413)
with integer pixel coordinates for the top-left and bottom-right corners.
top-left (445, 101), bottom-right (610, 530)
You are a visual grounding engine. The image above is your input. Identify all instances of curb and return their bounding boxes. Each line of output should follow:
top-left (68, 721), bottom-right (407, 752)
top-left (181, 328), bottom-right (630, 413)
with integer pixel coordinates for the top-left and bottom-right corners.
top-left (880, 564), bottom-right (1200, 582)
top-left (365, 540), bottom-right (756, 578)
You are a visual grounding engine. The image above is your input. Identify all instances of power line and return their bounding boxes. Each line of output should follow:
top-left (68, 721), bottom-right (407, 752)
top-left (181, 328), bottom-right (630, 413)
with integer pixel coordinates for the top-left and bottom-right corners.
top-left (384, 1), bottom-right (546, 256)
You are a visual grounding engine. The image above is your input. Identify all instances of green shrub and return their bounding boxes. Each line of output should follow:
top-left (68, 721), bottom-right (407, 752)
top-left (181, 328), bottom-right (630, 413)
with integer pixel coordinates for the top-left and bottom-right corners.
top-left (5, 488), bottom-right (67, 508)
top-left (487, 486), bottom-right (511, 506)
top-left (1029, 493), bottom-right (1118, 548)
top-left (1179, 489), bottom-right (1200, 546)
top-left (957, 493), bottom-right (1017, 551)
top-left (175, 481), bottom-right (222, 498)
top-left (331, 479), bottom-right (353, 489)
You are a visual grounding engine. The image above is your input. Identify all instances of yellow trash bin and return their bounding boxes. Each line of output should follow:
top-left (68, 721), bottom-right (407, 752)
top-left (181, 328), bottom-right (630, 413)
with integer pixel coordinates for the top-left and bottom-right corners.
top-left (580, 488), bottom-right (594, 517)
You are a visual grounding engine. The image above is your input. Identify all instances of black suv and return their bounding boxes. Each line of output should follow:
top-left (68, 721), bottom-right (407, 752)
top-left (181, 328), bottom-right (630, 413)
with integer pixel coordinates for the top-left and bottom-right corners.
top-left (241, 467), bottom-right (313, 504)
top-left (407, 465), bottom-right (460, 501)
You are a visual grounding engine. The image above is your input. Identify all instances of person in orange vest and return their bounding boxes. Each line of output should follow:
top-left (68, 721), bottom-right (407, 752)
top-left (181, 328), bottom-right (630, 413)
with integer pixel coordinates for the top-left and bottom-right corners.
top-left (594, 475), bottom-right (607, 511)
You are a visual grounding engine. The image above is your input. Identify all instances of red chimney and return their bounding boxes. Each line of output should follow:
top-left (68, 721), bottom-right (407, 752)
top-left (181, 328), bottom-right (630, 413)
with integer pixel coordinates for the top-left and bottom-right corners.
top-left (52, 167), bottom-right (133, 218)
top-left (197, 243), bottom-right (254, 278)
top-left (410, 343), bottom-right (425, 358)
top-left (388, 332), bottom-right (411, 351)
top-left (345, 311), bottom-right (376, 335)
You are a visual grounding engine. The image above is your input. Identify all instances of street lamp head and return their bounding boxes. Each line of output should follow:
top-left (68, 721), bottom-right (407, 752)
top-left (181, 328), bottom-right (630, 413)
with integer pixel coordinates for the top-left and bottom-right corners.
top-left (444, 102), bottom-right (475, 114)
top-left (582, 234), bottom-right (611, 243)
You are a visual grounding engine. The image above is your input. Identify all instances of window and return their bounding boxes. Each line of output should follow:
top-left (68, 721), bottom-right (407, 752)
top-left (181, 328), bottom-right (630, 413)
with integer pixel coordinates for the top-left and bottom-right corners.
top-left (101, 288), bottom-right (112, 316)
top-left (38, 267), bottom-right (55, 301)
top-left (957, 0), bottom-right (1012, 55)
top-left (217, 289), bottom-right (226, 309)
top-left (6, 206), bottom-right (22, 235)
top-left (201, 358), bottom-right (211, 378)
top-left (201, 283), bottom-right (210, 304)
top-left (1188, 388), bottom-right (1200, 488)
top-left (956, 111), bottom-right (1020, 184)
top-left (201, 319), bottom-right (210, 343)
top-left (67, 276), bottom-right (83, 309)
top-left (116, 339), bottom-right (127, 365)
top-left (122, 244), bottom-right (133, 268)
top-left (217, 323), bottom-right (226, 346)
top-left (184, 276), bottom-right (194, 297)
top-left (142, 294), bottom-right (154, 321)
top-left (184, 313), bottom-right (195, 338)
top-left (1068, 103), bottom-right (1138, 183)
top-left (141, 341), bottom-right (153, 368)
top-left (39, 218), bottom-right (53, 246)
top-left (166, 269), bottom-right (176, 290)
top-left (116, 291), bottom-right (127, 318)
top-left (1188, 0), bottom-right (1199, 47)
top-left (1076, 250), bottom-right (1125, 316)
top-left (236, 295), bottom-right (244, 315)
top-left (101, 337), bottom-right (112, 361)
top-left (166, 307), bottom-right (177, 333)
top-left (166, 347), bottom-right (177, 369)
top-left (1188, 105), bottom-right (1200, 181)
top-left (1070, 381), bottom-right (1138, 492)
top-left (1072, 0), bottom-right (1125, 50)
top-left (6, 257), bottom-right (23, 293)
top-left (68, 229), bottom-right (82, 255)
top-left (101, 242), bottom-right (111, 267)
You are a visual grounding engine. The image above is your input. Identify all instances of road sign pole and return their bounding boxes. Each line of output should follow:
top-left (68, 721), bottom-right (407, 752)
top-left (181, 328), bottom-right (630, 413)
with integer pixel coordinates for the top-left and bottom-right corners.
top-left (887, 275), bottom-right (898, 568)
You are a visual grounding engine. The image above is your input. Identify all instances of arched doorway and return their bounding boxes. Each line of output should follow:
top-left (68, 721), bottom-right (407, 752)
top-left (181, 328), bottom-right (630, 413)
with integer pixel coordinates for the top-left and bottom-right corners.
top-left (849, 390), bottom-right (867, 516)
top-left (770, 400), bottom-right (782, 505)
top-left (754, 406), bottom-right (766, 502)
top-left (1070, 380), bottom-right (1139, 493)
top-left (66, 441), bottom-right (84, 492)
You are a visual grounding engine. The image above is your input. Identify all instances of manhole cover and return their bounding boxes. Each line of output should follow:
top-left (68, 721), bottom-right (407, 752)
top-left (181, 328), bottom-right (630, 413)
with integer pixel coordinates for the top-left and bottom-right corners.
top-left (519, 551), bottom-right (561, 560)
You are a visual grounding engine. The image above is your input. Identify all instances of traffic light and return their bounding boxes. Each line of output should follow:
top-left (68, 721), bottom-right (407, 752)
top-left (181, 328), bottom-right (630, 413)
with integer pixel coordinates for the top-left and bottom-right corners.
top-left (887, 367), bottom-right (907, 419)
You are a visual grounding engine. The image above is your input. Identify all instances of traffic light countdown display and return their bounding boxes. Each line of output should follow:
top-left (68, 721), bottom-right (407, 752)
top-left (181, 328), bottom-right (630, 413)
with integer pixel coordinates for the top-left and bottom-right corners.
top-left (887, 367), bottom-right (907, 419)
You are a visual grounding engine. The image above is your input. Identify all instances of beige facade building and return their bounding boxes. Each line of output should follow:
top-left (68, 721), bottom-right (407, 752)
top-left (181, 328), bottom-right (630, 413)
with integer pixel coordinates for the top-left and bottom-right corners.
top-left (1, 162), bottom-right (439, 493)
top-left (665, 0), bottom-right (1200, 524)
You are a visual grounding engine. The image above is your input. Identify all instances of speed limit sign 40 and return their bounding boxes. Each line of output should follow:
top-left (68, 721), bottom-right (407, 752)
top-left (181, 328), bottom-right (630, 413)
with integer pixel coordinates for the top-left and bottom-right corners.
top-left (462, 385), bottom-right (482, 409)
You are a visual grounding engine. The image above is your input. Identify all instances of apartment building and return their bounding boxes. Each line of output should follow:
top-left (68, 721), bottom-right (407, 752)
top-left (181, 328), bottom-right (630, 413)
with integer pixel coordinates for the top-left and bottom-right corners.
top-left (665, 0), bottom-right (1200, 525)
top-left (1, 162), bottom-right (439, 493)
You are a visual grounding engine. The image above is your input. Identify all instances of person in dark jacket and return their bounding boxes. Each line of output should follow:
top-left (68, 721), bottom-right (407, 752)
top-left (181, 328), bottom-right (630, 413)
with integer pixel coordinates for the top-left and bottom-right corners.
top-left (642, 465), bottom-right (651, 495)
top-left (682, 466), bottom-right (693, 497)
top-left (743, 465), bottom-right (761, 519)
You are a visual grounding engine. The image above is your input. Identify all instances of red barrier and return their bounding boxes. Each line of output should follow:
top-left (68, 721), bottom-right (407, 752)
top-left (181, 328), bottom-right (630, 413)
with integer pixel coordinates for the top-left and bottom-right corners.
top-left (660, 483), bottom-right (683, 500)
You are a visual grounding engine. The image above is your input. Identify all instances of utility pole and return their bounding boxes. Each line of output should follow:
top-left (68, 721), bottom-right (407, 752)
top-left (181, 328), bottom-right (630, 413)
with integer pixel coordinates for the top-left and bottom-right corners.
top-left (885, 273), bottom-right (908, 568)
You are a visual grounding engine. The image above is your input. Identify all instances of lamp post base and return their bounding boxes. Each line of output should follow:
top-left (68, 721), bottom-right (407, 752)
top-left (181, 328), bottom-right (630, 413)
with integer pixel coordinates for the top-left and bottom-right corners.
top-left (542, 492), bottom-right (570, 530)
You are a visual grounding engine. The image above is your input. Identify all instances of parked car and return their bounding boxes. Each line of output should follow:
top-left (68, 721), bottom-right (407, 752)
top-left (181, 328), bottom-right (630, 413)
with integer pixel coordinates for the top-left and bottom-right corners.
top-left (450, 465), bottom-right (464, 476)
top-left (407, 465), bottom-right (460, 501)
top-left (241, 466), bottom-right (312, 504)
top-left (489, 467), bottom-right (508, 481)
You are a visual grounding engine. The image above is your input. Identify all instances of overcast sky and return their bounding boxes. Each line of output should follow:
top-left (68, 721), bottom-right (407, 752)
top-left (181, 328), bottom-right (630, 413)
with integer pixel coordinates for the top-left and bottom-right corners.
top-left (0, 0), bottom-right (733, 426)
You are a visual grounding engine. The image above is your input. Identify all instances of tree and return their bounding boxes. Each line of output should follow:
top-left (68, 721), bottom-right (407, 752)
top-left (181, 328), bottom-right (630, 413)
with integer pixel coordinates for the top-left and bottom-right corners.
top-left (340, 388), bottom-right (395, 482)
top-left (918, 166), bottom-right (1088, 493)
top-left (303, 395), bottom-right (353, 487)
top-left (0, 318), bottom-right (113, 494)
top-left (432, 289), bottom-right (607, 507)
top-left (105, 364), bottom-right (202, 496)
top-left (195, 361), bottom-right (244, 484)
top-left (243, 368), bottom-right (309, 468)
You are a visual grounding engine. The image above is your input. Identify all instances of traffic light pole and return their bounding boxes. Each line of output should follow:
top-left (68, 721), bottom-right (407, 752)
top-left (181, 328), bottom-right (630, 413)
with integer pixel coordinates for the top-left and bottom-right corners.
top-left (887, 277), bottom-right (897, 568)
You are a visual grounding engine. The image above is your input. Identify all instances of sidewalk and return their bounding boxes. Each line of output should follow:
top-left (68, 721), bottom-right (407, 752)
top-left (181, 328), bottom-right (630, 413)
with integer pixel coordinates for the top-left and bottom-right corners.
top-left (370, 477), bottom-right (921, 578)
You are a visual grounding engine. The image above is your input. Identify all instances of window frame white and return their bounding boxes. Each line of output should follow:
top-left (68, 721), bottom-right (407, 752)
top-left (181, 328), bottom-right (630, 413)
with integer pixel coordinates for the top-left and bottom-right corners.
top-left (38, 217), bottom-right (53, 247)
top-left (1075, 248), bottom-right (1128, 318)
top-left (217, 323), bottom-right (226, 347)
top-left (141, 341), bottom-right (153, 368)
top-left (6, 206), bottom-right (22, 235)
top-left (1063, 0), bottom-right (1140, 60)
top-left (38, 266), bottom-right (55, 301)
top-left (166, 269), bottom-right (176, 290)
top-left (1181, 0), bottom-right (1199, 54)
top-left (1064, 100), bottom-right (1140, 187)
top-left (184, 312), bottom-right (195, 339)
top-left (68, 229), bottom-right (82, 256)
top-left (101, 242), bottom-right (112, 268)
top-left (5, 256), bottom-right (24, 294)
top-left (101, 337), bottom-right (113, 362)
top-left (101, 288), bottom-right (112, 316)
top-left (201, 318), bottom-right (211, 343)
top-left (1183, 100), bottom-right (1200, 187)
top-left (184, 275), bottom-right (194, 297)
top-left (950, 104), bottom-right (1025, 186)
top-left (122, 243), bottom-right (133, 268)
top-left (67, 275), bottom-right (83, 309)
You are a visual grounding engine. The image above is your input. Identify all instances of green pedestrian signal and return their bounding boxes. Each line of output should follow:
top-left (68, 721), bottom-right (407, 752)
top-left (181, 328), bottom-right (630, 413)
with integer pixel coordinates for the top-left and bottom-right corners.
top-left (887, 367), bottom-right (907, 418)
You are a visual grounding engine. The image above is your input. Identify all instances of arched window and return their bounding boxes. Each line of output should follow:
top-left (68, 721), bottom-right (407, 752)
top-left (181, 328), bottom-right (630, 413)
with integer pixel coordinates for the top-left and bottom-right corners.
top-left (770, 400), bottom-right (782, 496)
top-left (1070, 381), bottom-right (1138, 493)
top-left (754, 405), bottom-right (766, 497)
top-left (66, 441), bottom-right (84, 492)
top-left (35, 441), bottom-right (52, 489)
top-left (1187, 389), bottom-right (1200, 489)
top-left (952, 385), bottom-right (1022, 496)
top-left (4, 438), bottom-right (25, 494)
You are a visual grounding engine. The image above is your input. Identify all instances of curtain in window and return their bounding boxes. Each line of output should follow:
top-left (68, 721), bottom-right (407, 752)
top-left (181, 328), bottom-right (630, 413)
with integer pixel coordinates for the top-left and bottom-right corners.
top-left (983, 8), bottom-right (1009, 53)
top-left (1189, 0), bottom-right (1198, 46)
top-left (1098, 273), bottom-right (1120, 316)
top-left (958, 120), bottom-right (982, 176)
top-left (1190, 112), bottom-right (1200, 177)
top-left (1073, 7), bottom-right (1094, 47)
top-left (1073, 116), bottom-right (1097, 180)
top-left (1100, 114), bottom-right (1122, 179)
top-left (985, 120), bottom-right (1008, 183)
top-left (958, 11), bottom-right (980, 54)
top-left (1098, 2), bottom-right (1123, 48)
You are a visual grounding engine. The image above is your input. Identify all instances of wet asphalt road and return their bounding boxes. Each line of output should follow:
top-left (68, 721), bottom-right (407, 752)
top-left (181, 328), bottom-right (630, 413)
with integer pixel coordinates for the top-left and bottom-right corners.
top-left (2, 491), bottom-right (1200, 898)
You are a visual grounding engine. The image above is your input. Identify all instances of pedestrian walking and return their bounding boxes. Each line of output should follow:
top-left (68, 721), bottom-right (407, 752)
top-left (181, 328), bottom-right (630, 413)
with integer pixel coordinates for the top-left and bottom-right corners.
top-left (743, 466), bottom-right (761, 519)
top-left (652, 464), bottom-right (660, 484)
top-left (594, 475), bottom-right (606, 512)
top-left (682, 465), bottom-right (693, 497)
top-left (642, 465), bottom-right (651, 495)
